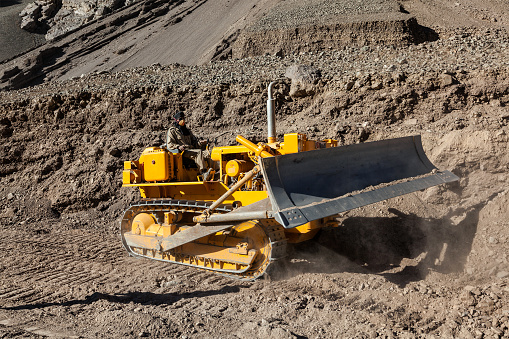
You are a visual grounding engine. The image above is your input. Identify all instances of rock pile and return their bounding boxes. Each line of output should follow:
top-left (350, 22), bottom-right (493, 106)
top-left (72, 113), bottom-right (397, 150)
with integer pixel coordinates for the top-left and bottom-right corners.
top-left (451, 284), bottom-right (509, 338)
top-left (19, 0), bottom-right (59, 32)
top-left (19, 0), bottom-right (136, 40)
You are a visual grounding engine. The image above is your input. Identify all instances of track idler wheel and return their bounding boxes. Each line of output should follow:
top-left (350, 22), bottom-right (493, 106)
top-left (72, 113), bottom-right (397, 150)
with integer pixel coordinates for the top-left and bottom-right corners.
top-left (219, 219), bottom-right (288, 280)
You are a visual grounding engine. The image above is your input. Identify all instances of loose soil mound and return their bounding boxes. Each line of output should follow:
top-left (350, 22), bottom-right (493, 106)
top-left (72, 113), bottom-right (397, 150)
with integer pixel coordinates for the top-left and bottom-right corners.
top-left (232, 0), bottom-right (437, 59)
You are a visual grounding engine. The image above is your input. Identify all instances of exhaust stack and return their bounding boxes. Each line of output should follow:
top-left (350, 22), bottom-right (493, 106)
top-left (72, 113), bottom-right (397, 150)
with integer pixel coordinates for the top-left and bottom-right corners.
top-left (267, 82), bottom-right (276, 143)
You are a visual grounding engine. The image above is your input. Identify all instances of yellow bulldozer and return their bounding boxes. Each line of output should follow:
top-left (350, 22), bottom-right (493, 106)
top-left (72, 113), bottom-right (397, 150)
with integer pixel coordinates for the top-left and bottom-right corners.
top-left (121, 83), bottom-right (458, 280)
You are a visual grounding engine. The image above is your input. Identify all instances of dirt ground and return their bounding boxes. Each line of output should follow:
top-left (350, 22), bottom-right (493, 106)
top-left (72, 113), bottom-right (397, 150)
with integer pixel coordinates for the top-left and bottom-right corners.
top-left (1, 0), bottom-right (509, 338)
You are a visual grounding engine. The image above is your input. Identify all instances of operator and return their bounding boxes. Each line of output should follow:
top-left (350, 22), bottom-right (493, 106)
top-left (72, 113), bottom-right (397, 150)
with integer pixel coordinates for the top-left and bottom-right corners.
top-left (166, 111), bottom-right (213, 180)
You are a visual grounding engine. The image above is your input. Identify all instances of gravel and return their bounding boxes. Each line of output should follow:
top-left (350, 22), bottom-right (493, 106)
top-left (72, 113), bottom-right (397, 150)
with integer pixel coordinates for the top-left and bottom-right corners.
top-left (2, 27), bottom-right (507, 104)
top-left (247, 0), bottom-right (403, 31)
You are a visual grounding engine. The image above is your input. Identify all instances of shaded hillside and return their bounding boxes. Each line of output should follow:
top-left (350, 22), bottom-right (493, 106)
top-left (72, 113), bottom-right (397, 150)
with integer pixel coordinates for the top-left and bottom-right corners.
top-left (0, 0), bottom-right (45, 61)
top-left (0, 0), bottom-right (274, 90)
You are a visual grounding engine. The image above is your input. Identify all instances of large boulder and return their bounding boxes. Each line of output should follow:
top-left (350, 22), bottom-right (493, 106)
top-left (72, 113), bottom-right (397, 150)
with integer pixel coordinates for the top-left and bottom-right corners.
top-left (19, 2), bottom-right (42, 32)
top-left (38, 0), bottom-right (59, 19)
top-left (20, 0), bottom-right (127, 40)
top-left (284, 64), bottom-right (321, 98)
top-left (19, 0), bottom-right (59, 33)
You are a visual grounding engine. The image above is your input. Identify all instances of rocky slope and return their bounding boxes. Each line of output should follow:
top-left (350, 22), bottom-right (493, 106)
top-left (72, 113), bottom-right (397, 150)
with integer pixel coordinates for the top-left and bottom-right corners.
top-left (0, 0), bottom-right (444, 91)
top-left (0, 0), bottom-right (275, 85)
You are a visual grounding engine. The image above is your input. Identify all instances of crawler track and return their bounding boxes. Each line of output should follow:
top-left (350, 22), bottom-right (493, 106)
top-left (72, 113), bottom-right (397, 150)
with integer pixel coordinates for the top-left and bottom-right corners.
top-left (120, 199), bottom-right (287, 280)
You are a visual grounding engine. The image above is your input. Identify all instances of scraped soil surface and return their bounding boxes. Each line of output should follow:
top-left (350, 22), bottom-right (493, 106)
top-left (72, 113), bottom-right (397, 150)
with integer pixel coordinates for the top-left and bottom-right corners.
top-left (1, 0), bottom-right (509, 338)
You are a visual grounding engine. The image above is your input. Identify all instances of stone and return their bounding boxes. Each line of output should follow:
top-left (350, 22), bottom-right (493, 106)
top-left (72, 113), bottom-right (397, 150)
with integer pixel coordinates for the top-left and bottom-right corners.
top-left (490, 99), bottom-right (501, 107)
top-left (37, 0), bottom-right (126, 40)
top-left (19, 2), bottom-right (42, 32)
top-left (40, 2), bottom-right (57, 19)
top-left (461, 293), bottom-right (476, 306)
top-left (471, 287), bottom-right (482, 295)
top-left (491, 327), bottom-right (503, 336)
top-left (285, 64), bottom-right (321, 98)
top-left (20, 15), bottom-right (39, 32)
top-left (496, 271), bottom-right (509, 279)
top-left (2, 208), bottom-right (16, 218)
top-left (392, 72), bottom-right (406, 82)
top-left (20, 2), bottom-right (41, 18)
top-left (7, 193), bottom-right (14, 200)
top-left (440, 73), bottom-right (455, 87)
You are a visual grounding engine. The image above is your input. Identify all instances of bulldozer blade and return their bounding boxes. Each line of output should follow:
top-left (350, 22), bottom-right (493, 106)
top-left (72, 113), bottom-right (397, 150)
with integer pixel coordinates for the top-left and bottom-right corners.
top-left (261, 135), bottom-right (459, 228)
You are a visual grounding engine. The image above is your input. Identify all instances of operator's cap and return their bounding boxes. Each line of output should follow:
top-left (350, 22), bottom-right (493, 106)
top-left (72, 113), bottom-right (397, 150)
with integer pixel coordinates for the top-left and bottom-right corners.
top-left (174, 111), bottom-right (185, 120)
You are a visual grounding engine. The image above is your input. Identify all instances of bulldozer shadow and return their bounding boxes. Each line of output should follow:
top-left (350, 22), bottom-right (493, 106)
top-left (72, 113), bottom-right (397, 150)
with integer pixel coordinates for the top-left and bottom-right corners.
top-left (281, 205), bottom-right (483, 287)
top-left (3, 285), bottom-right (243, 311)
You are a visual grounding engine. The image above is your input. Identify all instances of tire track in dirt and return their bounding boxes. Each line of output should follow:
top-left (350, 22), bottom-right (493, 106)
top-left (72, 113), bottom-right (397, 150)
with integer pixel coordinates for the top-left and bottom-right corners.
top-left (0, 227), bottom-right (219, 308)
top-left (0, 317), bottom-right (80, 338)
top-left (0, 228), bottom-right (225, 338)
top-left (0, 228), bottom-right (133, 306)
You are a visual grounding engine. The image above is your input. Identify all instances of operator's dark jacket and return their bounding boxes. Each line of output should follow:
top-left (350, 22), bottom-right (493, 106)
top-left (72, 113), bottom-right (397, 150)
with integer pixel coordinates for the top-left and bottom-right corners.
top-left (166, 125), bottom-right (200, 150)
